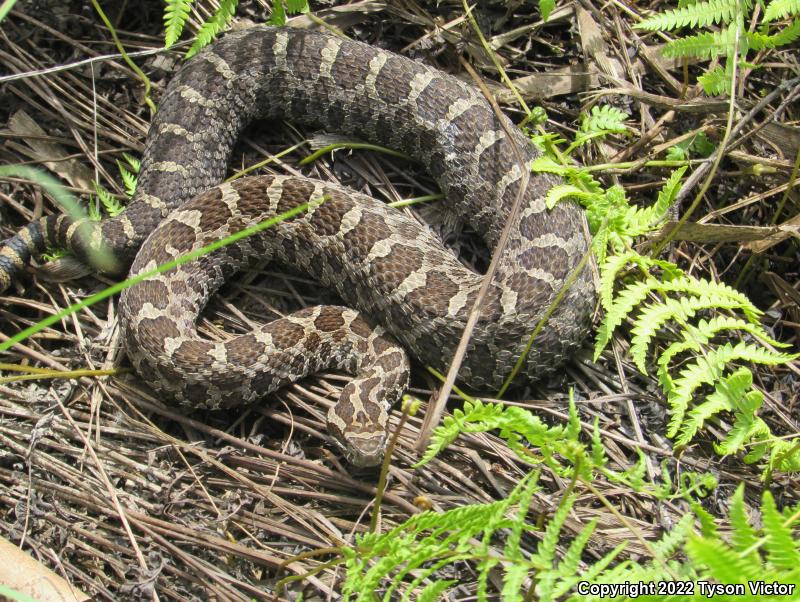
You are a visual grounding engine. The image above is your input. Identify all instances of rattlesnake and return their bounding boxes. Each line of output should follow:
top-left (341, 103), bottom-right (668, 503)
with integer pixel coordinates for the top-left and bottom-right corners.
top-left (0, 26), bottom-right (594, 466)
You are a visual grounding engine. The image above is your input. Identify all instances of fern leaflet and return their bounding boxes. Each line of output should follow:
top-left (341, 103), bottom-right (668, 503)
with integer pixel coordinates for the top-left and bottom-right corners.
top-left (666, 341), bottom-right (798, 438)
top-left (637, 0), bottom-right (741, 30)
top-left (761, 490), bottom-right (800, 570)
top-left (163, 0), bottom-right (194, 47)
top-left (764, 0), bottom-right (800, 20)
top-left (186, 0), bottom-right (238, 58)
top-left (698, 64), bottom-right (731, 95)
top-left (661, 27), bottom-right (740, 60)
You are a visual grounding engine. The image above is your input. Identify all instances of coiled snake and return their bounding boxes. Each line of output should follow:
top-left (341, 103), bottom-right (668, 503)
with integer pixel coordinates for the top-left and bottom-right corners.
top-left (0, 26), bottom-right (594, 466)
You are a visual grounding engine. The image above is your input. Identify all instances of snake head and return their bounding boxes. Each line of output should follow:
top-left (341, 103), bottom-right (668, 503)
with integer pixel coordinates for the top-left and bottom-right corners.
top-left (327, 383), bottom-right (390, 467)
top-left (335, 428), bottom-right (388, 468)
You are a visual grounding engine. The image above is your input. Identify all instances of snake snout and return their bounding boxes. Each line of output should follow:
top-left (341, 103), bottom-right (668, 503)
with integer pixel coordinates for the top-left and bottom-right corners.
top-left (342, 433), bottom-right (388, 468)
top-left (327, 400), bottom-right (389, 467)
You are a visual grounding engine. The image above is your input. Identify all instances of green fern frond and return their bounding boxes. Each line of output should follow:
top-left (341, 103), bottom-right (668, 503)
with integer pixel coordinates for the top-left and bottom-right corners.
top-left (186, 0), bottom-right (238, 58)
top-left (677, 393), bottom-right (733, 447)
top-left (591, 419), bottom-right (607, 467)
top-left (595, 279), bottom-right (653, 358)
top-left (632, 295), bottom-right (782, 376)
top-left (591, 223), bottom-right (611, 266)
top-left (415, 399), bottom-right (570, 469)
top-left (698, 64), bottom-right (731, 95)
top-left (629, 487), bottom-right (800, 598)
top-left (685, 533), bottom-right (762, 582)
top-left (558, 519), bottom-right (597, 579)
top-left (545, 184), bottom-right (596, 209)
top-left (284, 0), bottom-right (310, 14)
top-left (695, 315), bottom-right (787, 348)
top-left (571, 105), bottom-right (629, 152)
top-left (694, 501), bottom-right (720, 538)
top-left (539, 0), bottom-right (557, 21)
top-left (620, 449), bottom-right (648, 490)
top-left (661, 27), bottom-right (740, 60)
top-left (531, 499), bottom-right (574, 601)
top-left (676, 366), bottom-right (752, 445)
top-left (341, 472), bottom-right (539, 601)
top-left (631, 296), bottom-right (747, 374)
top-left (417, 580), bottom-right (455, 602)
top-left (581, 105), bottom-right (629, 134)
top-left (595, 273), bottom-right (762, 360)
top-left (651, 165), bottom-right (686, 222)
top-left (501, 564), bottom-right (529, 602)
top-left (530, 157), bottom-right (605, 200)
top-left (764, 0), bottom-right (800, 21)
top-left (573, 520), bottom-right (693, 601)
top-left (116, 161), bottom-right (138, 198)
top-left (599, 253), bottom-right (641, 310)
top-left (663, 276), bottom-right (763, 322)
top-left (657, 513), bottom-right (697, 559)
top-left (766, 439), bottom-right (800, 473)
top-left (729, 484), bottom-right (761, 565)
top-left (659, 339), bottom-right (707, 394)
top-left (626, 166), bottom-right (687, 235)
top-left (761, 490), bottom-right (800, 570)
top-left (598, 253), bottom-right (681, 311)
top-left (92, 182), bottom-right (125, 217)
top-left (666, 342), bottom-right (798, 438)
top-left (505, 471), bottom-right (538, 562)
top-left (530, 155), bottom-right (578, 177)
top-left (657, 315), bottom-right (785, 393)
top-left (716, 389), bottom-right (769, 456)
top-left (542, 522), bottom-right (605, 601)
top-left (758, 18), bottom-right (800, 45)
top-left (163, 0), bottom-right (194, 47)
top-left (532, 494), bottom-right (577, 570)
top-left (122, 152), bottom-right (140, 173)
top-left (637, 0), bottom-right (740, 30)
top-left (269, 0), bottom-right (310, 25)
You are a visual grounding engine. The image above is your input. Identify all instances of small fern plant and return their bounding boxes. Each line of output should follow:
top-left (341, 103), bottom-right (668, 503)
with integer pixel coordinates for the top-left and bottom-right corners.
top-left (340, 472), bottom-right (626, 602)
top-left (163, 0), bottom-right (310, 57)
top-left (164, 0), bottom-right (239, 57)
top-left (340, 400), bottom-right (796, 599)
top-left (636, 0), bottom-right (800, 95)
top-left (89, 152), bottom-right (138, 220)
top-left (571, 484), bottom-right (800, 601)
top-left (416, 391), bottom-right (718, 501)
top-left (529, 105), bottom-right (799, 477)
top-left (41, 154), bottom-right (136, 262)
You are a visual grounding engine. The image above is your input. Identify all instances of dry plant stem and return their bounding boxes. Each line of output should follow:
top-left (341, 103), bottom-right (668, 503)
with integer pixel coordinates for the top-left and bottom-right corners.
top-left (582, 478), bottom-right (681, 581)
top-left (653, 74), bottom-right (800, 255)
top-left (498, 240), bottom-right (594, 396)
top-left (735, 141), bottom-right (800, 288)
top-left (5, 9), bottom-right (147, 83)
top-left (416, 0), bottom-right (545, 453)
top-left (121, 389), bottom-right (419, 515)
top-left (89, 0), bottom-right (155, 115)
top-left (0, 46), bottom-right (167, 84)
top-left (370, 400), bottom-right (416, 533)
top-left (611, 340), bottom-right (656, 481)
top-left (0, 364), bottom-right (122, 384)
top-left (461, 0), bottom-right (531, 115)
top-left (415, 54), bottom-right (531, 455)
top-left (274, 550), bottom-right (345, 598)
top-left (48, 392), bottom-right (159, 602)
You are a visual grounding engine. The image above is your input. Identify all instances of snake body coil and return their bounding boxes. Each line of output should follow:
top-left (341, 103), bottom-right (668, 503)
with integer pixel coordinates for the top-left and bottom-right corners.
top-left (0, 27), bottom-right (594, 465)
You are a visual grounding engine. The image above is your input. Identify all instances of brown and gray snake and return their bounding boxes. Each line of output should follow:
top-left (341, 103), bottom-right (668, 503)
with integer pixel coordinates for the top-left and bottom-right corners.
top-left (0, 26), bottom-right (595, 466)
